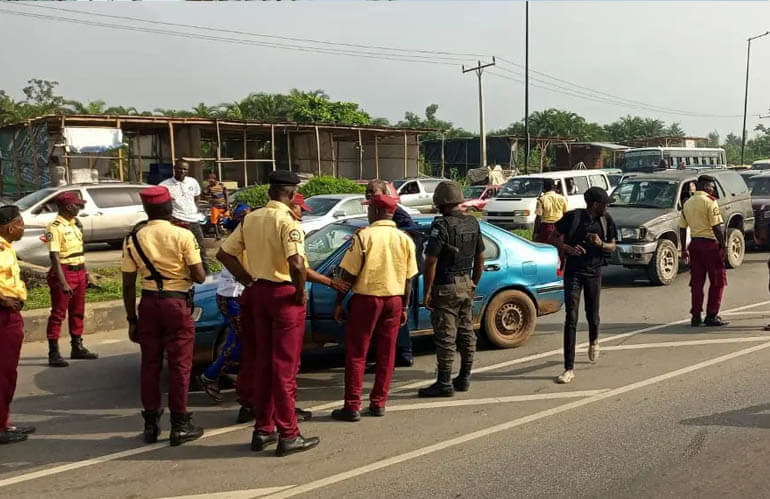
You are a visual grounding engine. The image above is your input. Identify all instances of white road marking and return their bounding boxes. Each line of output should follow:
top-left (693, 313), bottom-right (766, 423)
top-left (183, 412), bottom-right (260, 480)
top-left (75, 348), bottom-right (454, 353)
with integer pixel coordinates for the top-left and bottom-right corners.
top-left (265, 340), bottom-right (770, 499)
top-left (98, 339), bottom-right (123, 345)
top-left (311, 300), bottom-right (770, 411)
top-left (2, 299), bottom-right (768, 489)
top-left (576, 336), bottom-right (769, 351)
top-left (721, 311), bottom-right (770, 316)
top-left (386, 389), bottom-right (608, 412)
top-left (158, 485), bottom-right (296, 499)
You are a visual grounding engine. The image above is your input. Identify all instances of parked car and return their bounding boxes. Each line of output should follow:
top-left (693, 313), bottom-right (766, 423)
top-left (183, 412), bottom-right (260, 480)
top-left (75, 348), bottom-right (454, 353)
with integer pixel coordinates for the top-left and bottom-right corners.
top-left (354, 180), bottom-right (401, 203)
top-left (301, 194), bottom-right (418, 234)
top-left (12, 226), bottom-right (50, 266)
top-left (745, 172), bottom-right (770, 248)
top-left (460, 185), bottom-right (501, 213)
top-left (13, 183), bottom-right (148, 248)
top-left (396, 177), bottom-right (445, 212)
top-left (483, 170), bottom-right (610, 231)
top-left (609, 169), bottom-right (754, 285)
top-left (191, 216), bottom-right (564, 366)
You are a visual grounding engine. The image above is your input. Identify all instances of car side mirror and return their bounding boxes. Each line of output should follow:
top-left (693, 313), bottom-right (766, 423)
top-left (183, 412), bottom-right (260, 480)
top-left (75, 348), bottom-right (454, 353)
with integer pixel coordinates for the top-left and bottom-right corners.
top-left (333, 210), bottom-right (346, 218)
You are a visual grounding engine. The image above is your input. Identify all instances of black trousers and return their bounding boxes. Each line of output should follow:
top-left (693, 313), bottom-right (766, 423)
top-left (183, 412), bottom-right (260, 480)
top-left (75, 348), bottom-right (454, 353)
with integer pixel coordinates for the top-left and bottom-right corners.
top-left (186, 221), bottom-right (208, 269)
top-left (563, 268), bottom-right (602, 370)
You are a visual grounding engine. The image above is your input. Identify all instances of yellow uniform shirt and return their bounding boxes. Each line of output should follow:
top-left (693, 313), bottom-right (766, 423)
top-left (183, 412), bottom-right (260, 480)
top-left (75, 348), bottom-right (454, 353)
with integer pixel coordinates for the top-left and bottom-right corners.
top-left (46, 215), bottom-right (85, 265)
top-left (679, 191), bottom-right (723, 240)
top-left (536, 191), bottom-right (568, 223)
top-left (121, 220), bottom-right (202, 292)
top-left (339, 220), bottom-right (418, 297)
top-left (220, 200), bottom-right (307, 283)
top-left (0, 235), bottom-right (27, 302)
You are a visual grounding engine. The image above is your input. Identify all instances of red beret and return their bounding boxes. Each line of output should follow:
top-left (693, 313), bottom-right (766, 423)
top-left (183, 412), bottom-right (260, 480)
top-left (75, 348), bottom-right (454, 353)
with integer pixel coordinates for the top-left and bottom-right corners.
top-left (140, 186), bottom-right (172, 205)
top-left (292, 193), bottom-right (312, 213)
top-left (54, 192), bottom-right (86, 207)
top-left (363, 193), bottom-right (397, 213)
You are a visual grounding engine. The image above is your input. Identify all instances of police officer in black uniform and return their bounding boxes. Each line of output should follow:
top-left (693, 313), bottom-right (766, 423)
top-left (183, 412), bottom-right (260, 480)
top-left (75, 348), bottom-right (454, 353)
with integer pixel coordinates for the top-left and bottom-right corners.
top-left (419, 181), bottom-right (485, 398)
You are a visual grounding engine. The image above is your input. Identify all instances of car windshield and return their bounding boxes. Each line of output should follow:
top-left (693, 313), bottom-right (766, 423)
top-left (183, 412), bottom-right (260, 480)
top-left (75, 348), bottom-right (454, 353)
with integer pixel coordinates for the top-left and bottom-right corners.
top-left (304, 197), bottom-right (340, 217)
top-left (608, 174), bottom-right (623, 187)
top-left (305, 223), bottom-right (359, 268)
top-left (463, 186), bottom-right (486, 199)
top-left (612, 179), bottom-right (679, 209)
top-left (749, 176), bottom-right (770, 196)
top-left (393, 179), bottom-right (406, 190)
top-left (13, 188), bottom-right (57, 211)
top-left (498, 178), bottom-right (544, 198)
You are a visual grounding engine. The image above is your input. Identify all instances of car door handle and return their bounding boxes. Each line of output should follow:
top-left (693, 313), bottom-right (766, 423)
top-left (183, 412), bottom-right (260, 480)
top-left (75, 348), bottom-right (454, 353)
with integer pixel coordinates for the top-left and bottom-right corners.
top-left (79, 213), bottom-right (89, 218)
top-left (484, 264), bottom-right (501, 271)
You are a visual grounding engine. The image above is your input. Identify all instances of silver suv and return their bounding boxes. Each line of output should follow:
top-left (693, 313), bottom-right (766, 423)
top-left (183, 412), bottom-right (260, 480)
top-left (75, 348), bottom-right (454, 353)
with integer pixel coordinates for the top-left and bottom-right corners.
top-left (14, 182), bottom-right (148, 247)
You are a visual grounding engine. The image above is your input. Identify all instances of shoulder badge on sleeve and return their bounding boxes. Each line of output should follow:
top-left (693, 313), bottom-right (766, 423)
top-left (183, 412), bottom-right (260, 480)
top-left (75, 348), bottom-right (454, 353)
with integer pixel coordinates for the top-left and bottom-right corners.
top-left (52, 220), bottom-right (60, 226)
top-left (288, 229), bottom-right (302, 242)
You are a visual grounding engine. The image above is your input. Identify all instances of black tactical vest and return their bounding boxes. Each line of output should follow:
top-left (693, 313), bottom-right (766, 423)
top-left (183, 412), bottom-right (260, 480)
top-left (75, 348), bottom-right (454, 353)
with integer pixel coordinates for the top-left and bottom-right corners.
top-left (435, 214), bottom-right (479, 279)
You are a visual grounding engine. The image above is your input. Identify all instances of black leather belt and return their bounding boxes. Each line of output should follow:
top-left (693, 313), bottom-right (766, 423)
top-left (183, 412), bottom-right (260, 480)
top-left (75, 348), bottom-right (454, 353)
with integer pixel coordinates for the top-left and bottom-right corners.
top-left (434, 272), bottom-right (471, 285)
top-left (65, 264), bottom-right (85, 271)
top-left (142, 289), bottom-right (190, 300)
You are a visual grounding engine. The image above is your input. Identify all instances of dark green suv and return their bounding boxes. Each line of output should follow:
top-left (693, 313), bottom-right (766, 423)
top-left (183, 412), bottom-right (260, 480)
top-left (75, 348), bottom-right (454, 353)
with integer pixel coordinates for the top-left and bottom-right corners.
top-left (609, 169), bottom-right (754, 285)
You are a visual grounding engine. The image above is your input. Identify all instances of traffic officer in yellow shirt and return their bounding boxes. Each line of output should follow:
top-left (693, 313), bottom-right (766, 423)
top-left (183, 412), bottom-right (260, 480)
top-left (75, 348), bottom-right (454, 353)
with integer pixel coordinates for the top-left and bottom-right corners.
top-left (0, 206), bottom-right (35, 444)
top-left (533, 178), bottom-right (568, 243)
top-left (217, 170), bottom-right (348, 457)
top-left (330, 194), bottom-right (418, 421)
top-left (679, 175), bottom-right (728, 327)
top-left (122, 186), bottom-right (207, 446)
top-left (45, 192), bottom-right (98, 367)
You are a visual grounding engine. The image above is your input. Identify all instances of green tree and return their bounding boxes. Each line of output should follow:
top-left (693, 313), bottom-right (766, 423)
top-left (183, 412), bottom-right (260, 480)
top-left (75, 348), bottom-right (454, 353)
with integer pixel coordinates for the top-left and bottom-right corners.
top-left (707, 130), bottom-right (720, 147)
top-left (603, 115), bottom-right (667, 143)
top-left (397, 104), bottom-right (471, 140)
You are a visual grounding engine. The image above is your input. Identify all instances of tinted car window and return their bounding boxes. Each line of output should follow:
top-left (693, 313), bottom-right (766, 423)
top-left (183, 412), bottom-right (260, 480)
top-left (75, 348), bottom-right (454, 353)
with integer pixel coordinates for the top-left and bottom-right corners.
top-left (339, 198), bottom-right (365, 216)
top-left (87, 188), bottom-right (141, 209)
top-left (401, 181), bottom-right (419, 195)
top-left (482, 235), bottom-right (499, 261)
top-left (38, 189), bottom-right (82, 214)
top-left (420, 180), bottom-right (441, 193)
top-left (717, 171), bottom-right (749, 196)
top-left (750, 177), bottom-right (770, 196)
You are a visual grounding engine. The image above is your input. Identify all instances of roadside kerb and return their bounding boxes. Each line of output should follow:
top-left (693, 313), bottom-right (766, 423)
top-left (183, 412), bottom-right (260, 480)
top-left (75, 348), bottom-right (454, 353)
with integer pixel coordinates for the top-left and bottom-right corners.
top-left (22, 299), bottom-right (125, 343)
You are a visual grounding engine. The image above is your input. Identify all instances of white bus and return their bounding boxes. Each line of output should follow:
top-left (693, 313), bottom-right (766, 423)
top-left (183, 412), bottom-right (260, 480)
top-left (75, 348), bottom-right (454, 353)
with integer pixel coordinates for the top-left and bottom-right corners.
top-left (623, 147), bottom-right (726, 173)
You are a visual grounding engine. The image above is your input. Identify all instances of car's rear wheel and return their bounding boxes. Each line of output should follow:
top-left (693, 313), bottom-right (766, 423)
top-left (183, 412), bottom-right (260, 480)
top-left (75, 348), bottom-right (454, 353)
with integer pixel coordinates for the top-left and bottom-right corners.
top-left (483, 290), bottom-right (537, 349)
top-left (647, 239), bottom-right (678, 286)
top-left (725, 228), bottom-right (745, 269)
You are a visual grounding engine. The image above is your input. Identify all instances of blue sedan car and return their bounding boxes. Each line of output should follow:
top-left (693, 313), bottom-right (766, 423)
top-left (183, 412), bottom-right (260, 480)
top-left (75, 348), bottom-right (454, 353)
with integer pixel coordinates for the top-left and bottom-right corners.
top-left (192, 217), bottom-right (564, 365)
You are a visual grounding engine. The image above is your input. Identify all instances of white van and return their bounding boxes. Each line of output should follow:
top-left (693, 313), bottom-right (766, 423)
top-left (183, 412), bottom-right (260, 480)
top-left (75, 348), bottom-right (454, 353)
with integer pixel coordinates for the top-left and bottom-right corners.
top-left (483, 170), bottom-right (610, 231)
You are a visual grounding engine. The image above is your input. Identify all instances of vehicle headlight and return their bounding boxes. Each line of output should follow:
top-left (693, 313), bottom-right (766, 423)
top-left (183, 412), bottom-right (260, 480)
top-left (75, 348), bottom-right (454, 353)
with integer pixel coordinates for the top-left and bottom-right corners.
top-left (513, 210), bottom-right (531, 216)
top-left (620, 228), bottom-right (641, 240)
top-left (191, 307), bottom-right (203, 322)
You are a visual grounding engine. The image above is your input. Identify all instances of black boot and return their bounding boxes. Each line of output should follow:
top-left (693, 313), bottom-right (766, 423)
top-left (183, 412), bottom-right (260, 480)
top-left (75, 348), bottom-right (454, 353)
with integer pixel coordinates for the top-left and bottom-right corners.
top-left (169, 412), bottom-right (203, 447)
top-left (141, 409), bottom-right (163, 444)
top-left (418, 370), bottom-right (454, 398)
top-left (251, 430), bottom-right (278, 451)
top-left (453, 361), bottom-right (473, 392)
top-left (0, 429), bottom-right (27, 444)
top-left (70, 336), bottom-right (98, 360)
top-left (276, 434), bottom-right (320, 457)
top-left (236, 406), bottom-right (254, 424)
top-left (48, 340), bottom-right (69, 368)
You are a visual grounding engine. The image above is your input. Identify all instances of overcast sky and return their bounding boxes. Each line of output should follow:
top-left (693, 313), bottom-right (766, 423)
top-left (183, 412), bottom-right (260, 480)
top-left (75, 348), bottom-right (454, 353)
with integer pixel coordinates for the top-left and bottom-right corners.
top-left (1, 1), bottom-right (769, 140)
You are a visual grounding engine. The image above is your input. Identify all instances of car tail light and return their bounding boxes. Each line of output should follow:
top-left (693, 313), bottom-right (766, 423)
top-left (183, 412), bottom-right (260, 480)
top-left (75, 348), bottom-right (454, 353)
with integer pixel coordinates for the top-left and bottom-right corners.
top-left (557, 264), bottom-right (564, 278)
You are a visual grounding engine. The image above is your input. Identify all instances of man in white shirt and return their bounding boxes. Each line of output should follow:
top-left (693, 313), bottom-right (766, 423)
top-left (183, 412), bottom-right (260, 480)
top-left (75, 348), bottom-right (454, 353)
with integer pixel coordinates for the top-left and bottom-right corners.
top-left (160, 160), bottom-right (206, 266)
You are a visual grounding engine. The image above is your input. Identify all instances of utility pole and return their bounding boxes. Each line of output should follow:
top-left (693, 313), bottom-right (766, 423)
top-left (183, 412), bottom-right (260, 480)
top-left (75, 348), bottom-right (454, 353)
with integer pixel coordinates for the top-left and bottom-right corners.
top-left (524, 0), bottom-right (530, 174)
top-left (741, 31), bottom-right (770, 167)
top-left (463, 57), bottom-right (496, 169)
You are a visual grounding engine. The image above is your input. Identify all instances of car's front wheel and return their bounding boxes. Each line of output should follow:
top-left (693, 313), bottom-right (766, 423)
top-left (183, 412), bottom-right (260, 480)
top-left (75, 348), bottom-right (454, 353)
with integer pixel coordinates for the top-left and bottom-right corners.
top-left (483, 290), bottom-right (537, 348)
top-left (647, 239), bottom-right (678, 286)
top-left (725, 228), bottom-right (745, 269)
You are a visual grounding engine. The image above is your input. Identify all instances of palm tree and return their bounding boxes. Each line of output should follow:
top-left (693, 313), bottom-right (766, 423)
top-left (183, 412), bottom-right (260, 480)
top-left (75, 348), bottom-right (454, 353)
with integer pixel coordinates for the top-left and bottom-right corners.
top-left (63, 99), bottom-right (107, 114)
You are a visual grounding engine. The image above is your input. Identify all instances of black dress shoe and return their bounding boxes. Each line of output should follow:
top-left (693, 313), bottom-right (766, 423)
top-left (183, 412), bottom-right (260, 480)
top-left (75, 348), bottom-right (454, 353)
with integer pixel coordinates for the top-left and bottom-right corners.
top-left (251, 431), bottom-right (278, 451)
top-left (276, 434), bottom-right (320, 457)
top-left (368, 406), bottom-right (385, 417)
top-left (7, 424), bottom-right (36, 435)
top-left (295, 407), bottom-right (313, 422)
top-left (0, 430), bottom-right (27, 444)
top-left (691, 315), bottom-right (702, 327)
top-left (331, 407), bottom-right (361, 422)
top-left (704, 316), bottom-right (729, 327)
top-left (236, 406), bottom-right (254, 424)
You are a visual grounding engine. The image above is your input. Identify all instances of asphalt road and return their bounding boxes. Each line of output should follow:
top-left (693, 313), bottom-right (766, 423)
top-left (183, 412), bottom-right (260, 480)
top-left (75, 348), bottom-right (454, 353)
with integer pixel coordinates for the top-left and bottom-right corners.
top-left (3, 251), bottom-right (770, 498)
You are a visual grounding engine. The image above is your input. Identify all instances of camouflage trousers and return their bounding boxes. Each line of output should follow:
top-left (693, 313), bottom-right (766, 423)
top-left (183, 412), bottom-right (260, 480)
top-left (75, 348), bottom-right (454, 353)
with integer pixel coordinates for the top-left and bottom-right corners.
top-left (430, 275), bottom-right (476, 372)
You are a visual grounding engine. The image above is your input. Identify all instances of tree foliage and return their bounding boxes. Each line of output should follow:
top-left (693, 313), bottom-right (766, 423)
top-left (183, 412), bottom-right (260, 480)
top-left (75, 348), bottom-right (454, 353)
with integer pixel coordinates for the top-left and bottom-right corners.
top-left (397, 104), bottom-right (472, 140)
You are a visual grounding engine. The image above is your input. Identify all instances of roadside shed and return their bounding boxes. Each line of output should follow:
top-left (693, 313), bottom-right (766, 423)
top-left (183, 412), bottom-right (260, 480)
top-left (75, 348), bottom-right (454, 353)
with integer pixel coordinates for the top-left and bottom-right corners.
top-left (0, 114), bottom-right (431, 197)
top-left (553, 142), bottom-right (630, 170)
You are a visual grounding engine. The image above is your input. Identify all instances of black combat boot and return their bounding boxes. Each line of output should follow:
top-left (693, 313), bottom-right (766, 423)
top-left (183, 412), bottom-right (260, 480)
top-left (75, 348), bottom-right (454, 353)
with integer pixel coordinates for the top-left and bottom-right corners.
top-left (452, 360), bottom-right (473, 392)
top-left (418, 370), bottom-right (454, 398)
top-left (141, 409), bottom-right (163, 444)
top-left (169, 412), bottom-right (204, 447)
top-left (48, 340), bottom-right (69, 368)
top-left (70, 336), bottom-right (98, 360)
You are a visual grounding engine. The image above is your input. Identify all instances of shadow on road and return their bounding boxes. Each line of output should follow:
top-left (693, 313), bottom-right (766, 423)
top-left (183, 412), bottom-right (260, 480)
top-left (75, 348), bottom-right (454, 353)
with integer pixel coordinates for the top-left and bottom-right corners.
top-left (680, 403), bottom-right (770, 430)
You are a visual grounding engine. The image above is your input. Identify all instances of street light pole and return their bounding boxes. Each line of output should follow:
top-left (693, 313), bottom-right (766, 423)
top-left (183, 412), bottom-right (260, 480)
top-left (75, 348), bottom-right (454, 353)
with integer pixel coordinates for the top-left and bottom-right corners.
top-left (741, 31), bottom-right (770, 167)
top-left (524, 0), bottom-right (530, 174)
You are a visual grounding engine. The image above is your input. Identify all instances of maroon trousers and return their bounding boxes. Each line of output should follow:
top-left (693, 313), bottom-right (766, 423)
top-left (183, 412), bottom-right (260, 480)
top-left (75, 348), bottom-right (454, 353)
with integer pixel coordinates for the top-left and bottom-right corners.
top-left (137, 295), bottom-right (195, 414)
top-left (242, 281), bottom-right (306, 439)
top-left (0, 308), bottom-right (23, 431)
top-left (344, 295), bottom-right (402, 412)
top-left (46, 268), bottom-right (87, 340)
top-left (689, 238), bottom-right (727, 317)
top-left (533, 222), bottom-right (557, 243)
